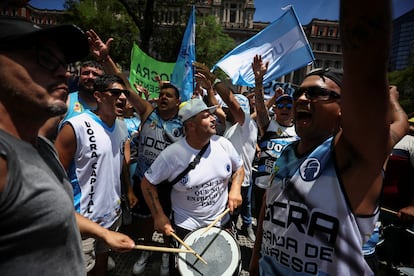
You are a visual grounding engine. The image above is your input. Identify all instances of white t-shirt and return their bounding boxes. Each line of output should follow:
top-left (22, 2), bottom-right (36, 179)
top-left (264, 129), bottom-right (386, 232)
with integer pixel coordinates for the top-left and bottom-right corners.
top-left (393, 134), bottom-right (414, 167)
top-left (145, 135), bottom-right (243, 231)
top-left (224, 114), bottom-right (258, 187)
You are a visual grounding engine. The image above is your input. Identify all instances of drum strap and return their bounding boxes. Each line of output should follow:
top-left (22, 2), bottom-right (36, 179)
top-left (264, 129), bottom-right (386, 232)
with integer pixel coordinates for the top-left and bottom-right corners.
top-left (168, 142), bottom-right (210, 186)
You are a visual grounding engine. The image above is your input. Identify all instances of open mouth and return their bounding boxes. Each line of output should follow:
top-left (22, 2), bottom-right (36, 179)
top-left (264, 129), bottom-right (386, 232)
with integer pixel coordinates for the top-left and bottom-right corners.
top-left (295, 110), bottom-right (312, 122)
top-left (115, 102), bottom-right (125, 109)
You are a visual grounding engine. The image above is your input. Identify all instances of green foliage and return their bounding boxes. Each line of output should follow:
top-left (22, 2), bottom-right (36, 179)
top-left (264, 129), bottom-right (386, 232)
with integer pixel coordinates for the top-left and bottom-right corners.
top-left (196, 16), bottom-right (235, 68)
top-left (388, 66), bottom-right (414, 114)
top-left (64, 0), bottom-right (140, 69)
top-left (62, 1), bottom-right (236, 75)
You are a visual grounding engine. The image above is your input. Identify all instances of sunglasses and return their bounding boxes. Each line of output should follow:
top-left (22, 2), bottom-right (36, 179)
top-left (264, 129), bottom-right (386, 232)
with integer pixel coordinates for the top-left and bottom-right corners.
top-left (293, 86), bottom-right (341, 101)
top-left (275, 103), bottom-right (293, 109)
top-left (98, 89), bottom-right (130, 97)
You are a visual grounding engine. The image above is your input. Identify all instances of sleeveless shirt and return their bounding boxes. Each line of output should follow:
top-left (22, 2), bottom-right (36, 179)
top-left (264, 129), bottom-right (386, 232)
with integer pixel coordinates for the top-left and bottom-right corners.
top-left (133, 109), bottom-right (183, 180)
top-left (255, 120), bottom-right (298, 189)
top-left (260, 137), bottom-right (377, 275)
top-left (65, 111), bottom-right (128, 228)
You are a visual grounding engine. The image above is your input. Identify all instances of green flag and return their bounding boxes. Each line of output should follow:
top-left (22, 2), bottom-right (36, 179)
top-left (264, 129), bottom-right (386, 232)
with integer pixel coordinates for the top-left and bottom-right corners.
top-left (129, 43), bottom-right (175, 99)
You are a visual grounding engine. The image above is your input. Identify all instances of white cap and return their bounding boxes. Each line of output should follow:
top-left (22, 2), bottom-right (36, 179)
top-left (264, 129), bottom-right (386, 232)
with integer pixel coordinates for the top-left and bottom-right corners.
top-left (178, 98), bottom-right (217, 122)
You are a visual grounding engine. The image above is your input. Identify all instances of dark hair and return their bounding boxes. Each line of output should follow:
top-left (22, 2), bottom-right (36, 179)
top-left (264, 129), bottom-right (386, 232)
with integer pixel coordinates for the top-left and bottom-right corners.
top-left (305, 67), bottom-right (343, 88)
top-left (94, 74), bottom-right (125, 92)
top-left (160, 82), bottom-right (180, 98)
top-left (80, 60), bottom-right (103, 71)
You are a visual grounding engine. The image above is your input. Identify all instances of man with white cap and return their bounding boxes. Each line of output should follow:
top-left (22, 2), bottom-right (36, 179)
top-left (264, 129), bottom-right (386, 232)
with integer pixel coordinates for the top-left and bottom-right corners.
top-left (0, 16), bottom-right (135, 275)
top-left (140, 98), bottom-right (244, 241)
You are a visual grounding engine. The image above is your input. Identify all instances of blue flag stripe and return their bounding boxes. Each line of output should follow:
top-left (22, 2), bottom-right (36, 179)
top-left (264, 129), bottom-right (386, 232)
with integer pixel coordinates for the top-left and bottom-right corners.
top-left (171, 6), bottom-right (196, 101)
top-left (213, 5), bottom-right (314, 87)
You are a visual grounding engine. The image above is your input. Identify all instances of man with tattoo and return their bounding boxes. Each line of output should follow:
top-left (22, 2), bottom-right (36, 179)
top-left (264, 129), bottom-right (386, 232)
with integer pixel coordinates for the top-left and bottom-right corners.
top-left (249, 0), bottom-right (407, 275)
top-left (141, 98), bottom-right (244, 242)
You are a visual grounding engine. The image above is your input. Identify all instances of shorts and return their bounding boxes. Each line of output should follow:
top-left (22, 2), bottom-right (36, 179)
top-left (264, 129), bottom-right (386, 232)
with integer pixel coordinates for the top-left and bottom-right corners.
top-left (132, 174), bottom-right (172, 218)
top-left (82, 216), bottom-right (122, 272)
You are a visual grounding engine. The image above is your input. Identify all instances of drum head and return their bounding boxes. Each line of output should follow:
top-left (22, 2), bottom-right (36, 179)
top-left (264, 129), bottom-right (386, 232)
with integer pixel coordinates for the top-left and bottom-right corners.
top-left (177, 227), bottom-right (241, 276)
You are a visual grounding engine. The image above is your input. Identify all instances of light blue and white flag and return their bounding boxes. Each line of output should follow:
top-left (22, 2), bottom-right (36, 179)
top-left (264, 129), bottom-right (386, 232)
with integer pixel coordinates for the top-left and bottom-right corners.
top-left (171, 6), bottom-right (196, 101)
top-left (213, 5), bottom-right (314, 87)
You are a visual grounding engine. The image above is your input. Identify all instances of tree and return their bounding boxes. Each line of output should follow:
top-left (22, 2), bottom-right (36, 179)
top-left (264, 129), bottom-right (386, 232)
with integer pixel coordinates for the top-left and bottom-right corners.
top-left (196, 15), bottom-right (235, 68)
top-left (64, 0), bottom-right (139, 69)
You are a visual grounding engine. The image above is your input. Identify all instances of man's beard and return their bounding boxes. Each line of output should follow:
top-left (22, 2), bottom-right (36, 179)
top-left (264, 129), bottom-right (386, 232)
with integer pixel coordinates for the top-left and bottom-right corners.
top-left (48, 104), bottom-right (68, 116)
top-left (78, 81), bottom-right (94, 94)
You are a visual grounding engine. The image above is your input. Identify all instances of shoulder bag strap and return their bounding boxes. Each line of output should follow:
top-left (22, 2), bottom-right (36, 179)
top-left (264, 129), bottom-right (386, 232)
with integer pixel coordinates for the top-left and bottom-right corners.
top-left (168, 142), bottom-right (210, 186)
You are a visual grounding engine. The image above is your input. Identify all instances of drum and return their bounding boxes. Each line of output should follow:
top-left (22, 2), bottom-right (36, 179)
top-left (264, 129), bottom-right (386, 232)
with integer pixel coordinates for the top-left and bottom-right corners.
top-left (376, 224), bottom-right (414, 266)
top-left (177, 227), bottom-right (241, 276)
top-left (396, 266), bottom-right (414, 276)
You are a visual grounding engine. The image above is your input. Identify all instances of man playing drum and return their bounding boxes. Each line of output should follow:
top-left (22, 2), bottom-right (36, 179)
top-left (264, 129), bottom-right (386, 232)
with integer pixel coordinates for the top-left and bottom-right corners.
top-left (141, 98), bottom-right (244, 240)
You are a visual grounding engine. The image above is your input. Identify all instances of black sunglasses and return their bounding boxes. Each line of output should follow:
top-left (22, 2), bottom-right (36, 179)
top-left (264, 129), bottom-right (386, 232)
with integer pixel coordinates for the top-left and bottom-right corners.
top-left (98, 88), bottom-right (130, 97)
top-left (293, 86), bottom-right (340, 101)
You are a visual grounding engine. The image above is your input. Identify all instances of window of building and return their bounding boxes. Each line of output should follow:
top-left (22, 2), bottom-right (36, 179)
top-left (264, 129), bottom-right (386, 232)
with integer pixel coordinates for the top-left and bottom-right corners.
top-left (316, 43), bottom-right (322, 51)
top-left (229, 4), bottom-right (237, 23)
top-left (326, 44), bottom-right (332, 52)
top-left (334, 61), bottom-right (342, 68)
top-left (336, 45), bottom-right (342, 53)
top-left (318, 27), bottom-right (324, 36)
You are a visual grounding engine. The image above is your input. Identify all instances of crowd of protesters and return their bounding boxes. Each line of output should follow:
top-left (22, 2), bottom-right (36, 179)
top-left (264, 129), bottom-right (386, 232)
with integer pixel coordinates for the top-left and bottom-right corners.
top-left (2, 0), bottom-right (414, 275)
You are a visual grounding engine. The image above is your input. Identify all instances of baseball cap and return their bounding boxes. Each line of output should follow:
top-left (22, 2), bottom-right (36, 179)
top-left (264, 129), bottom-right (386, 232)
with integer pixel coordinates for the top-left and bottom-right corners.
top-left (179, 98), bottom-right (216, 122)
top-left (275, 94), bottom-right (293, 104)
top-left (0, 16), bottom-right (89, 63)
top-left (305, 67), bottom-right (343, 88)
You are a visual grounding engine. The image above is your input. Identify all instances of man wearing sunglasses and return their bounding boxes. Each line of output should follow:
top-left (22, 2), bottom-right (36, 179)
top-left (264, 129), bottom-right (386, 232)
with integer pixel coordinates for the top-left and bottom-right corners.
top-left (55, 74), bottom-right (136, 275)
top-left (252, 56), bottom-right (299, 223)
top-left (250, 0), bottom-right (406, 275)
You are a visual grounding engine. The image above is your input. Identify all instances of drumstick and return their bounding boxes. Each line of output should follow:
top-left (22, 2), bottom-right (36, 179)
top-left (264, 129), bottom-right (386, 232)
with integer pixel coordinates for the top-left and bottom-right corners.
top-left (170, 232), bottom-right (208, 265)
top-left (133, 244), bottom-right (192, 253)
top-left (380, 207), bottom-right (399, 216)
top-left (201, 208), bottom-right (230, 235)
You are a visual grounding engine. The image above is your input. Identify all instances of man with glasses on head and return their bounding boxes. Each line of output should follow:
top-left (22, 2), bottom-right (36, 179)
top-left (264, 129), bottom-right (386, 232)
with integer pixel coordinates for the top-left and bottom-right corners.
top-left (249, 0), bottom-right (406, 274)
top-left (55, 74), bottom-right (136, 275)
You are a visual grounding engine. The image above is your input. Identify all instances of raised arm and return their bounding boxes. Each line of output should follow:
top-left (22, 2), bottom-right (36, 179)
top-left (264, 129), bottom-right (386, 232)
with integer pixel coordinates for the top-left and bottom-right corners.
top-left (193, 62), bottom-right (245, 125)
top-left (388, 85), bottom-right (408, 151)
top-left (86, 29), bottom-right (154, 121)
top-left (336, 0), bottom-right (392, 214)
top-left (252, 55), bottom-right (270, 136)
top-left (195, 72), bottom-right (226, 124)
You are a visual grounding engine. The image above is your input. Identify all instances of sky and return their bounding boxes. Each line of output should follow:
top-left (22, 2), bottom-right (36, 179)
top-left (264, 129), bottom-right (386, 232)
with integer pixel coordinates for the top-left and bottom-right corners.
top-left (28, 0), bottom-right (414, 25)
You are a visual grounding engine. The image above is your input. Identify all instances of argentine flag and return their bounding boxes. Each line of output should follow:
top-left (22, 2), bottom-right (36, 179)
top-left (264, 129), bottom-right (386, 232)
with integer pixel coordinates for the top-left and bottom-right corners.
top-left (172, 6), bottom-right (196, 101)
top-left (213, 5), bottom-right (314, 87)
